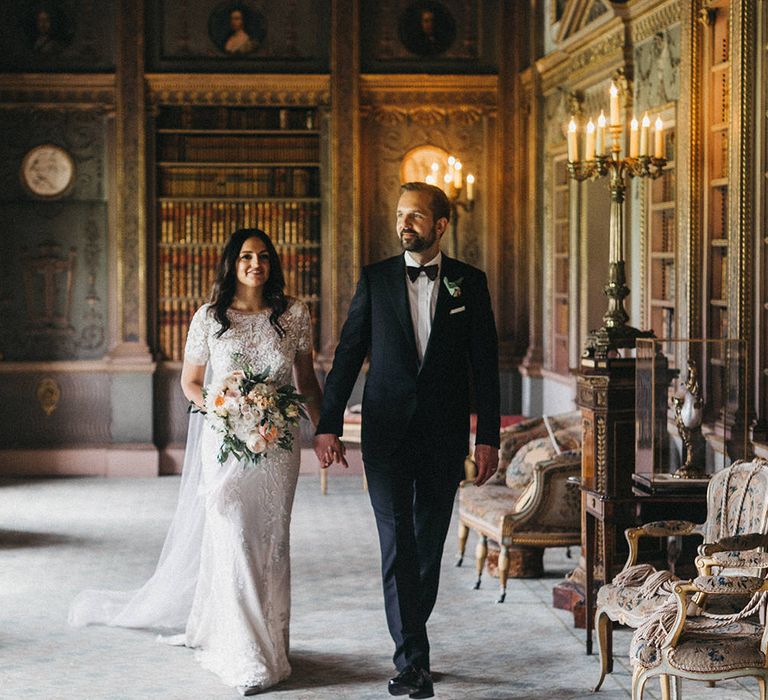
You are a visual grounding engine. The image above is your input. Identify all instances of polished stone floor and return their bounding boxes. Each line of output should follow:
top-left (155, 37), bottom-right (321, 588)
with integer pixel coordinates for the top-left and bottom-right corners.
top-left (0, 473), bottom-right (760, 699)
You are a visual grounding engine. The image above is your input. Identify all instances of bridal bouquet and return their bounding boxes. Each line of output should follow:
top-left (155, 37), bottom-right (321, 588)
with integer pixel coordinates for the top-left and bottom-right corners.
top-left (202, 362), bottom-right (307, 466)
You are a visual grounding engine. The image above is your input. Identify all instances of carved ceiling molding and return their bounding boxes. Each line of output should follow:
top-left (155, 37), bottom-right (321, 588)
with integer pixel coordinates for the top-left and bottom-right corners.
top-left (630, 1), bottom-right (682, 45)
top-left (539, 28), bottom-right (625, 92)
top-left (0, 74), bottom-right (115, 110)
top-left (146, 74), bottom-right (331, 106)
top-left (556, 0), bottom-right (613, 45)
top-left (361, 75), bottom-right (497, 109)
top-left (361, 105), bottom-right (495, 126)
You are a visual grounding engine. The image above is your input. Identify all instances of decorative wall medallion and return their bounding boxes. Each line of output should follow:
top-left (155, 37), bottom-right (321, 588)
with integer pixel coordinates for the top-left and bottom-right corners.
top-left (20, 144), bottom-right (75, 199)
top-left (36, 378), bottom-right (61, 416)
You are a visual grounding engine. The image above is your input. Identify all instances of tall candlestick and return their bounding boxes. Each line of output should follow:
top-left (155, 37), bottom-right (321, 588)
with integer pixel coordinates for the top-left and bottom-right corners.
top-left (609, 83), bottom-right (620, 126)
top-left (629, 116), bottom-right (639, 158)
top-left (596, 111), bottom-right (607, 155)
top-left (584, 119), bottom-right (596, 161)
top-left (639, 112), bottom-right (650, 156)
top-left (466, 174), bottom-right (475, 201)
top-left (654, 116), bottom-right (664, 159)
top-left (454, 160), bottom-right (462, 188)
top-left (567, 117), bottom-right (578, 162)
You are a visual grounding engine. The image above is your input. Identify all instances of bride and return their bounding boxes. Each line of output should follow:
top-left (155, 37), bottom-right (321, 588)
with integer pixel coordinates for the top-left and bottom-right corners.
top-left (69, 228), bottom-right (327, 695)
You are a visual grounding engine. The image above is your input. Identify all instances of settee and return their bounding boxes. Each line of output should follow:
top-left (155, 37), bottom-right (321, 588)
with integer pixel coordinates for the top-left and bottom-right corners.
top-left (457, 412), bottom-right (582, 602)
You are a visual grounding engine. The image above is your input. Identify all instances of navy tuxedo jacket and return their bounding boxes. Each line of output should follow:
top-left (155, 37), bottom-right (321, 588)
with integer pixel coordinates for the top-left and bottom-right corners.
top-left (316, 254), bottom-right (501, 460)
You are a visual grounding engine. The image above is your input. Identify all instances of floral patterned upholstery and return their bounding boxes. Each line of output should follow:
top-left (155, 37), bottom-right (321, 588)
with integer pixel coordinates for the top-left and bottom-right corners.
top-left (505, 427), bottom-right (581, 489)
top-left (489, 411), bottom-right (580, 485)
top-left (460, 483), bottom-right (525, 524)
top-left (596, 583), bottom-right (675, 628)
top-left (631, 621), bottom-right (765, 673)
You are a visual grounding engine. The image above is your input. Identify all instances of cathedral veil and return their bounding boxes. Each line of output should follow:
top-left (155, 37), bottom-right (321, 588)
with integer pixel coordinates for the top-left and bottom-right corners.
top-left (68, 403), bottom-right (207, 632)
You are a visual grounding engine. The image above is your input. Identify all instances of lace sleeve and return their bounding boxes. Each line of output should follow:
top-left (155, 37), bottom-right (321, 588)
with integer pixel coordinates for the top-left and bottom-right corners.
top-left (184, 305), bottom-right (211, 365)
top-left (294, 301), bottom-right (313, 355)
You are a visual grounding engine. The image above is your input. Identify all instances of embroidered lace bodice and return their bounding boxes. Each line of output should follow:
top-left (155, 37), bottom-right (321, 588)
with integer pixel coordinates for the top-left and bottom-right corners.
top-left (185, 300), bottom-right (312, 386)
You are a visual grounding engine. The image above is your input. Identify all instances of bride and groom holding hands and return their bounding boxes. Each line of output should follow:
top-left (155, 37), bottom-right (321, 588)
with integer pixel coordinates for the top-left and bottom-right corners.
top-left (70, 181), bottom-right (500, 698)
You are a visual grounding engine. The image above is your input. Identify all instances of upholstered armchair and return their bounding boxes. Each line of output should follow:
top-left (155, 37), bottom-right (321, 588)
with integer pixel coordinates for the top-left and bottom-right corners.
top-left (594, 458), bottom-right (768, 692)
top-left (630, 533), bottom-right (768, 699)
top-left (457, 411), bottom-right (582, 603)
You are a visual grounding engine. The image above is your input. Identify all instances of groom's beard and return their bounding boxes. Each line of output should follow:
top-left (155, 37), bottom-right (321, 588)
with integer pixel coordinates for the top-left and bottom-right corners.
top-left (399, 224), bottom-right (437, 253)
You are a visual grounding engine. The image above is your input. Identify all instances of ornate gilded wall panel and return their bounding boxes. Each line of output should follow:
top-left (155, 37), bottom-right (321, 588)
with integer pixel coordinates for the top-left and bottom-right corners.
top-left (0, 109), bottom-right (108, 361)
top-left (360, 77), bottom-right (496, 270)
top-left (0, 0), bottom-right (117, 72)
top-left (0, 372), bottom-right (111, 446)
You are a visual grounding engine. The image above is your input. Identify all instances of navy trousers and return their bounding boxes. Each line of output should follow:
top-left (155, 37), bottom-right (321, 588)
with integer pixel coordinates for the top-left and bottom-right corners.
top-left (364, 435), bottom-right (465, 672)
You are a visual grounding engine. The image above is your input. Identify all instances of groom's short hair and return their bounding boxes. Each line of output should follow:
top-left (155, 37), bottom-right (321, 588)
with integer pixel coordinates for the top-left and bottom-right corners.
top-left (400, 182), bottom-right (451, 223)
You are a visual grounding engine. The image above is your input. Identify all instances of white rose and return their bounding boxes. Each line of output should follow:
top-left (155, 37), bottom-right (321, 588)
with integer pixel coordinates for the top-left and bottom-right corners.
top-left (246, 431), bottom-right (267, 454)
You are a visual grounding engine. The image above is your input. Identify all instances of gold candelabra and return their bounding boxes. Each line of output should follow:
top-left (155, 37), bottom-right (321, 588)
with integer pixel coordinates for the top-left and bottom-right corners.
top-left (566, 90), bottom-right (668, 362)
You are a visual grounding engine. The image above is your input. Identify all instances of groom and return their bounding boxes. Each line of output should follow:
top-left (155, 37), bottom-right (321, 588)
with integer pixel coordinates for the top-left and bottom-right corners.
top-left (314, 182), bottom-right (500, 699)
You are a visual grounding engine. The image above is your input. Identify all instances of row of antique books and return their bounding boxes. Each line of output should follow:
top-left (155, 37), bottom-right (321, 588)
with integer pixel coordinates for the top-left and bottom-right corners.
top-left (158, 247), bottom-right (321, 301)
top-left (157, 166), bottom-right (319, 197)
top-left (158, 135), bottom-right (319, 163)
top-left (157, 106), bottom-right (317, 131)
top-left (158, 201), bottom-right (321, 245)
top-left (158, 297), bottom-right (321, 361)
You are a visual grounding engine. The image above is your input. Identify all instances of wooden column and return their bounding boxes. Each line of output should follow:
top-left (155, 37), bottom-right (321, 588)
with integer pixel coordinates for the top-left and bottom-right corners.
top-left (111, 0), bottom-right (150, 360)
top-left (322, 0), bottom-right (361, 363)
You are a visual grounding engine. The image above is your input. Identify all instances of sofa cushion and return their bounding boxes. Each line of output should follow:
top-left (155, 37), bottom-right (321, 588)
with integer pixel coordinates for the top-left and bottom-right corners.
top-left (459, 483), bottom-right (524, 530)
top-left (488, 411), bottom-right (580, 486)
top-left (505, 427), bottom-right (581, 490)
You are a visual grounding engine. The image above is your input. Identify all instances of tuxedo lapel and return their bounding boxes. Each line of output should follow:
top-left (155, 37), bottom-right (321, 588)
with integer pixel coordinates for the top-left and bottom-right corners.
top-left (419, 255), bottom-right (456, 371)
top-left (384, 256), bottom-right (420, 366)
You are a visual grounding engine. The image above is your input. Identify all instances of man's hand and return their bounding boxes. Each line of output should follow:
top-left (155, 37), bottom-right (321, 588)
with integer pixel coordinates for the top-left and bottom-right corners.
top-left (313, 433), bottom-right (349, 469)
top-left (473, 444), bottom-right (499, 486)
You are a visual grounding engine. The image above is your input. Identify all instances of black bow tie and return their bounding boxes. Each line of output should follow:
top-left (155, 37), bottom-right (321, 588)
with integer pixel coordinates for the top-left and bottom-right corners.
top-left (406, 264), bottom-right (439, 282)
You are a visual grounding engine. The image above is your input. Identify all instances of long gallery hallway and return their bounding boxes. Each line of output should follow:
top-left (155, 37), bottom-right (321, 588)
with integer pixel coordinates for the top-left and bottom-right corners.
top-left (0, 474), bottom-right (758, 700)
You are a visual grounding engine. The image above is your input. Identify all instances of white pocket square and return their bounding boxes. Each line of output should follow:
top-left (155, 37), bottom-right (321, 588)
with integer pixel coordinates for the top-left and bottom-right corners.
top-left (450, 306), bottom-right (466, 315)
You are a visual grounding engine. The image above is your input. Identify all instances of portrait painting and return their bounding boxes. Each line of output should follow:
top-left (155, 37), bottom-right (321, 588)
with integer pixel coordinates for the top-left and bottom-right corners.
top-left (397, 0), bottom-right (456, 57)
top-left (25, 2), bottom-right (74, 55)
top-left (208, 2), bottom-right (266, 56)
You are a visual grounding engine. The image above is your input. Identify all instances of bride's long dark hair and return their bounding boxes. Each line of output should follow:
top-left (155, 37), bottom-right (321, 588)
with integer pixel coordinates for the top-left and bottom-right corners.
top-left (209, 228), bottom-right (288, 338)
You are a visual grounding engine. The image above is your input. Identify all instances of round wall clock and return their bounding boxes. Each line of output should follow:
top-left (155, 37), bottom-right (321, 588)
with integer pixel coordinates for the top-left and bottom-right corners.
top-left (20, 144), bottom-right (76, 198)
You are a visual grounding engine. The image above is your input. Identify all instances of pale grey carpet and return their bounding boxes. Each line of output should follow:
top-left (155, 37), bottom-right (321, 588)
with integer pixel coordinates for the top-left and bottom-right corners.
top-left (0, 475), bottom-right (760, 700)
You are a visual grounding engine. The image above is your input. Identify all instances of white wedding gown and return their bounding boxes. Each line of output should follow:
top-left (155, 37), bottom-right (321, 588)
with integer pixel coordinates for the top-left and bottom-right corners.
top-left (69, 300), bottom-right (312, 691)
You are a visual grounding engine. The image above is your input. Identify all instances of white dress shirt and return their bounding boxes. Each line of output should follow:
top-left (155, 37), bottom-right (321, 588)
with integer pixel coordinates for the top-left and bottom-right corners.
top-left (404, 250), bottom-right (442, 364)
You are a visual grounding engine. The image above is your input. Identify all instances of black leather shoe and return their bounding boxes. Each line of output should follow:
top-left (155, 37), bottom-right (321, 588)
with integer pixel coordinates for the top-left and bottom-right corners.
top-left (388, 667), bottom-right (433, 698)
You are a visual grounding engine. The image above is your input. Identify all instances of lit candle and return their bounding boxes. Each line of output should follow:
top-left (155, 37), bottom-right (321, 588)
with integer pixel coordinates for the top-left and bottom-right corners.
top-left (567, 117), bottom-right (578, 162)
top-left (629, 116), bottom-right (639, 158)
top-left (584, 119), bottom-right (596, 161)
top-left (443, 172), bottom-right (452, 193)
top-left (425, 174), bottom-right (436, 185)
top-left (466, 174), bottom-right (475, 201)
top-left (448, 155), bottom-right (456, 167)
top-left (596, 111), bottom-right (607, 155)
top-left (454, 160), bottom-right (463, 188)
top-left (431, 161), bottom-right (439, 173)
top-left (609, 83), bottom-right (620, 126)
top-left (639, 112), bottom-right (650, 156)
top-left (654, 115), bottom-right (664, 159)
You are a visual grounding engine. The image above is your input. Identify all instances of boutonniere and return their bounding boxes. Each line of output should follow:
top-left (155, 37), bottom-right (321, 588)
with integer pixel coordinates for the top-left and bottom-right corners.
top-left (443, 276), bottom-right (463, 298)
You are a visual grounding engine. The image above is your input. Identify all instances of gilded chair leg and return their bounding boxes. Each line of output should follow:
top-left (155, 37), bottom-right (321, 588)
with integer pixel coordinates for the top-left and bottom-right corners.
top-left (474, 535), bottom-right (488, 590)
top-left (593, 609), bottom-right (612, 691)
top-left (759, 676), bottom-right (766, 700)
top-left (631, 666), bottom-right (647, 700)
top-left (659, 674), bottom-right (673, 700)
top-left (457, 522), bottom-right (469, 567)
top-left (497, 544), bottom-right (509, 603)
top-left (320, 469), bottom-right (328, 495)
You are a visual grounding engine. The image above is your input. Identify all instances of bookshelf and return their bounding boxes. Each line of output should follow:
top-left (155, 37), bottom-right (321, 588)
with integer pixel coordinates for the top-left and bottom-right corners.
top-left (551, 153), bottom-right (570, 374)
top-left (647, 118), bottom-right (676, 356)
top-left (154, 105), bottom-right (322, 361)
top-left (702, 1), bottom-right (730, 417)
